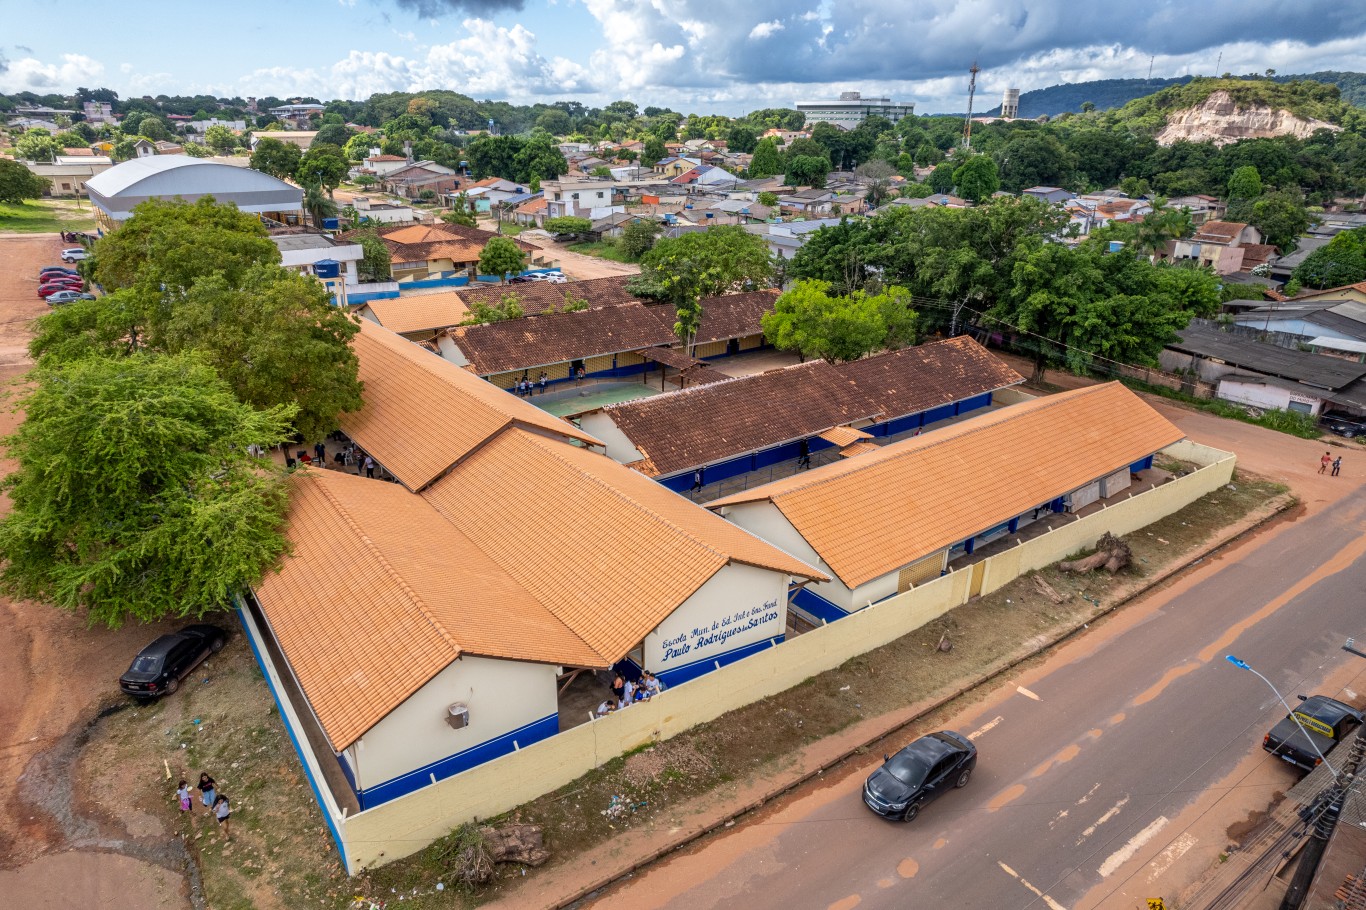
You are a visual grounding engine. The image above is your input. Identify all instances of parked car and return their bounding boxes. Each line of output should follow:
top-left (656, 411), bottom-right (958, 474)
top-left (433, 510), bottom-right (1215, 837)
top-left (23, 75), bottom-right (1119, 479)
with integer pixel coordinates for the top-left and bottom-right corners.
top-left (39, 266), bottom-right (80, 279)
top-left (543, 273), bottom-right (568, 284)
top-left (1263, 695), bottom-right (1362, 772)
top-left (507, 275), bottom-right (534, 284)
top-left (39, 282), bottom-right (84, 298)
top-left (118, 624), bottom-right (228, 697)
top-left (862, 730), bottom-right (977, 821)
top-left (60, 248), bottom-right (89, 262)
top-left (1320, 410), bottom-right (1366, 439)
top-left (46, 290), bottom-right (96, 305)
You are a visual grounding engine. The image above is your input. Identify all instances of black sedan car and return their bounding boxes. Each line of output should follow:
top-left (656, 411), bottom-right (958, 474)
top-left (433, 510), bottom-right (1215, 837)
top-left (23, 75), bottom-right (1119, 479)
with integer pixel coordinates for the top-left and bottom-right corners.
top-left (1320, 410), bottom-right (1366, 439)
top-left (863, 730), bottom-right (977, 821)
top-left (119, 624), bottom-right (228, 697)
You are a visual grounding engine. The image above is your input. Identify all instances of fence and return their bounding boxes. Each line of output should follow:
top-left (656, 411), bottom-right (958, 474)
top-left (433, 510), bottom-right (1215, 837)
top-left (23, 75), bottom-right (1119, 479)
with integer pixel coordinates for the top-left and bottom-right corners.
top-left (333, 440), bottom-right (1235, 871)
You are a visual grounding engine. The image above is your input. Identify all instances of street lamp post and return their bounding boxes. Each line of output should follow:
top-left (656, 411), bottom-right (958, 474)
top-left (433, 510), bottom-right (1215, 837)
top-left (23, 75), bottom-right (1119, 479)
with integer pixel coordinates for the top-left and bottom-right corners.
top-left (1225, 655), bottom-right (1339, 780)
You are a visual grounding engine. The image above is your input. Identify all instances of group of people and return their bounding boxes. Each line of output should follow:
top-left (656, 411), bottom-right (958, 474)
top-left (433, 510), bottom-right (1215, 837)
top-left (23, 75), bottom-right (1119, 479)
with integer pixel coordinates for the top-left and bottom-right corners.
top-left (175, 771), bottom-right (231, 837)
top-left (1319, 451), bottom-right (1344, 476)
top-left (596, 671), bottom-right (665, 717)
top-left (514, 372), bottom-right (550, 397)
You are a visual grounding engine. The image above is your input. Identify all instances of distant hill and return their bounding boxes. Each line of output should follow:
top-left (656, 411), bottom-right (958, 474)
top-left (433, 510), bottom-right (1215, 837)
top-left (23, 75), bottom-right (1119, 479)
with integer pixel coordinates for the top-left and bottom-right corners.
top-left (970, 71), bottom-right (1366, 119)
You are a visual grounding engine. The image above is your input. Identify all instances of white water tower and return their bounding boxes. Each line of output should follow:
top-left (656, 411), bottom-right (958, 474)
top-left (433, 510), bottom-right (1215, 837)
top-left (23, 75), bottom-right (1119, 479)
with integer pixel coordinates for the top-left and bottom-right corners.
top-left (1001, 88), bottom-right (1020, 119)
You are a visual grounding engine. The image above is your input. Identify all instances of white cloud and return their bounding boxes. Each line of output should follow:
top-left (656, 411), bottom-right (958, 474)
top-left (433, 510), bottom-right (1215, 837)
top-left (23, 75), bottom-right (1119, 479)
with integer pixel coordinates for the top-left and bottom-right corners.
top-left (0, 53), bottom-right (103, 93)
top-left (748, 20), bottom-right (784, 40)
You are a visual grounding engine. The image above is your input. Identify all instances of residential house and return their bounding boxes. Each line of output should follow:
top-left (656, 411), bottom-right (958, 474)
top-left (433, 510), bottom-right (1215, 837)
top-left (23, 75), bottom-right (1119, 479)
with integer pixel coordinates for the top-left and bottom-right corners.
top-left (381, 162), bottom-right (459, 199)
top-left (1162, 220), bottom-right (1277, 275)
top-left (81, 101), bottom-right (116, 125)
top-left (23, 155), bottom-right (115, 197)
top-left (707, 383), bottom-right (1184, 621)
top-left (670, 164), bottom-right (739, 190)
top-left (342, 221), bottom-right (537, 281)
top-left (777, 187), bottom-right (834, 216)
top-left (250, 130), bottom-right (318, 151)
top-left (580, 337), bottom-right (1024, 495)
top-left (453, 177), bottom-right (529, 213)
top-left (511, 194), bottom-right (548, 227)
top-left (350, 195), bottom-right (413, 224)
top-left (184, 118), bottom-right (247, 139)
top-left (653, 157), bottom-right (703, 178)
top-left (1167, 194), bottom-right (1224, 225)
top-left (8, 117), bottom-right (61, 132)
top-left (270, 231), bottom-right (365, 306)
top-left (154, 141), bottom-right (184, 155)
top-left (1230, 283), bottom-right (1366, 358)
top-left (1022, 186), bottom-right (1075, 205)
top-left (131, 138), bottom-right (157, 158)
top-left (268, 103), bottom-right (326, 129)
top-left (745, 217), bottom-right (844, 259)
top-left (361, 153), bottom-right (412, 177)
top-left (541, 177), bottom-right (621, 219)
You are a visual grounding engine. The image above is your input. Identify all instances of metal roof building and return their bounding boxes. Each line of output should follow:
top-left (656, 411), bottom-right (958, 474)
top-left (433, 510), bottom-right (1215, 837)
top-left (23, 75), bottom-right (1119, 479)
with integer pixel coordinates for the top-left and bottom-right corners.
top-left (84, 156), bottom-right (303, 230)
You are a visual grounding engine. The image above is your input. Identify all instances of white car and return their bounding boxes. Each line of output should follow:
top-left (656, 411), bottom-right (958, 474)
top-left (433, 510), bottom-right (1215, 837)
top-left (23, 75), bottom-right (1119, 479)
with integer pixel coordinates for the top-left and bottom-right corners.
top-left (543, 273), bottom-right (568, 284)
top-left (60, 248), bottom-right (89, 262)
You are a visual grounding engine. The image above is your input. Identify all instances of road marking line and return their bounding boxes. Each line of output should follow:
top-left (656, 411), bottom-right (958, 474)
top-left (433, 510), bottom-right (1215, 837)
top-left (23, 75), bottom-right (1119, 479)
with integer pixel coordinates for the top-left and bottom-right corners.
top-left (968, 716), bottom-right (1003, 740)
top-left (1017, 686), bottom-right (1041, 701)
top-left (1049, 809), bottom-right (1069, 829)
top-left (1077, 782), bottom-right (1101, 805)
top-left (997, 861), bottom-right (1069, 910)
top-left (1098, 816), bottom-right (1169, 878)
top-left (1077, 796), bottom-right (1129, 845)
top-left (1147, 833), bottom-right (1197, 882)
top-left (1345, 688), bottom-right (1358, 701)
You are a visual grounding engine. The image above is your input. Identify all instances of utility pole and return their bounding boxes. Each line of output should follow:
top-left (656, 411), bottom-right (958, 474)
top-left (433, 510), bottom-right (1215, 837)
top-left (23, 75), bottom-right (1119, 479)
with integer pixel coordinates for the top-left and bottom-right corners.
top-left (1148, 55), bottom-right (1155, 81)
top-left (962, 61), bottom-right (980, 151)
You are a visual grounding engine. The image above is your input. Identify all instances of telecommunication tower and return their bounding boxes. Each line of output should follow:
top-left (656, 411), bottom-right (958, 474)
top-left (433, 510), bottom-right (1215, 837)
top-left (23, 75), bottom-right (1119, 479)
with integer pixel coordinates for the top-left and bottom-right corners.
top-left (962, 61), bottom-right (981, 149)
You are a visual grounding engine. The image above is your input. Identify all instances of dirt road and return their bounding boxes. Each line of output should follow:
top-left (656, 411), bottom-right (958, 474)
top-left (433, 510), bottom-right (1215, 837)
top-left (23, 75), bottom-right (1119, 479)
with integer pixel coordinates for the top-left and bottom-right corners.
top-left (0, 235), bottom-right (192, 908)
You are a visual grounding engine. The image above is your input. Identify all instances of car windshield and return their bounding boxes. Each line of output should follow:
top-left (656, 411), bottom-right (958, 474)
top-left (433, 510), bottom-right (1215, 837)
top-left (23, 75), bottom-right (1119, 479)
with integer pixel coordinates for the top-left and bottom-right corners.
top-left (130, 654), bottom-right (163, 673)
top-left (884, 751), bottom-right (931, 787)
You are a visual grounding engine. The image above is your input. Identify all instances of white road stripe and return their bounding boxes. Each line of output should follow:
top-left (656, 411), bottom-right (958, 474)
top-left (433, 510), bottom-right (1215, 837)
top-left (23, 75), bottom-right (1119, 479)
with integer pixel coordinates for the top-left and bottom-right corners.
top-left (1077, 782), bottom-right (1101, 805)
top-left (1049, 809), bottom-right (1069, 829)
top-left (968, 716), bottom-right (1003, 741)
top-left (1098, 816), bottom-right (1169, 878)
top-left (1147, 833), bottom-right (1198, 882)
top-left (1016, 686), bottom-right (1041, 701)
top-left (998, 861), bottom-right (1069, 910)
top-left (1077, 796), bottom-right (1129, 845)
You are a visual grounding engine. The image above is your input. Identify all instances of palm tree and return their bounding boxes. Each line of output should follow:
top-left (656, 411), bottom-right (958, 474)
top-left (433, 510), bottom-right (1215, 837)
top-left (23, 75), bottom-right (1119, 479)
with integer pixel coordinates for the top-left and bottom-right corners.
top-left (302, 180), bottom-right (338, 229)
top-left (1133, 205), bottom-right (1193, 260)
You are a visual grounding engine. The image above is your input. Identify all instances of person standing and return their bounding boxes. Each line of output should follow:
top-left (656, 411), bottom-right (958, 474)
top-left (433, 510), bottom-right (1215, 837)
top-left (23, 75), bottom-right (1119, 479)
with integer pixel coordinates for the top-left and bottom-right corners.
top-left (1320, 451), bottom-right (1332, 474)
top-left (797, 439), bottom-right (811, 470)
top-left (364, 455), bottom-right (376, 479)
top-left (539, 372), bottom-right (548, 394)
top-left (212, 793), bottom-right (231, 838)
top-left (1332, 456), bottom-right (1342, 476)
top-left (314, 441), bottom-right (326, 465)
top-left (196, 772), bottom-right (216, 810)
top-left (176, 780), bottom-right (192, 814)
top-left (610, 672), bottom-right (625, 705)
top-left (691, 470), bottom-right (703, 492)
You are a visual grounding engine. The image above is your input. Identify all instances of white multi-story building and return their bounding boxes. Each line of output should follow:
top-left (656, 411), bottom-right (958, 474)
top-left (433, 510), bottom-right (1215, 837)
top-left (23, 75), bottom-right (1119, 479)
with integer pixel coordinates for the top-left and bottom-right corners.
top-left (796, 91), bottom-right (915, 127)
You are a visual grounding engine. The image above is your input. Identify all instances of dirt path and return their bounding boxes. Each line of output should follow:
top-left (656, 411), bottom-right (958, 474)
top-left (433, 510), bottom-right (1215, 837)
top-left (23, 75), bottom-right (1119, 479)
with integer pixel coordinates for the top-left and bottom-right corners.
top-left (0, 235), bottom-right (196, 908)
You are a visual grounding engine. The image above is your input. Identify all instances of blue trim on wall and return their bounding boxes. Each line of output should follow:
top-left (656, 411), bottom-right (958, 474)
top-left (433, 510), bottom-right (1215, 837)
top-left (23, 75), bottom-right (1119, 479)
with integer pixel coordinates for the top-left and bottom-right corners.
top-left (349, 289), bottom-right (401, 304)
top-left (357, 713), bottom-right (560, 809)
top-left (792, 586), bottom-right (850, 624)
top-left (1130, 455), bottom-right (1154, 472)
top-left (654, 635), bottom-right (784, 688)
top-left (234, 605), bottom-right (350, 872)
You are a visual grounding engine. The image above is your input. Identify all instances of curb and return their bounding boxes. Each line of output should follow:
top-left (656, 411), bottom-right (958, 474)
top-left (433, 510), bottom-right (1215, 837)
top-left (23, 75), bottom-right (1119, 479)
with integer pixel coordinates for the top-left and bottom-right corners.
top-left (549, 491), bottom-right (1296, 910)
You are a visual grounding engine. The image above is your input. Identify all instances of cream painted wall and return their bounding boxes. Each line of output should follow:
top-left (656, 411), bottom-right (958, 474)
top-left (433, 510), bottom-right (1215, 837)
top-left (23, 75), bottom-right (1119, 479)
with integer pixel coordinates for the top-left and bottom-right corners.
top-left (578, 413), bottom-right (645, 464)
top-left (715, 501), bottom-right (860, 607)
top-left (435, 334), bottom-right (469, 366)
top-left (645, 562), bottom-right (789, 675)
top-left (346, 655), bottom-right (558, 793)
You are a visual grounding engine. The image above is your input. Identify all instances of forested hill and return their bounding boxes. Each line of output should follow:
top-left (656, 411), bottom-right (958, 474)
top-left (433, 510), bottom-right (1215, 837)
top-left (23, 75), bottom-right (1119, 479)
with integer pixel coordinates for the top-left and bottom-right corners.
top-left (972, 71), bottom-right (1366, 119)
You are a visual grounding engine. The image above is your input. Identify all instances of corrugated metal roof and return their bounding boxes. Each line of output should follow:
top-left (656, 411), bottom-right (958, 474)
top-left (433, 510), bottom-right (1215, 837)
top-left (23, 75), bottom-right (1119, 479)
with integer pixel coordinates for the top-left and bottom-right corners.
top-left (1171, 324), bottom-right (1366, 391)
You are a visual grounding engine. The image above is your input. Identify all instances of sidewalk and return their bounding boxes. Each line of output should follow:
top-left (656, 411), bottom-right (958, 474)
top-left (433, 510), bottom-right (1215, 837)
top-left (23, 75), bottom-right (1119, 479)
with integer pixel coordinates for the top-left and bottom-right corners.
top-left (487, 492), bottom-right (1296, 910)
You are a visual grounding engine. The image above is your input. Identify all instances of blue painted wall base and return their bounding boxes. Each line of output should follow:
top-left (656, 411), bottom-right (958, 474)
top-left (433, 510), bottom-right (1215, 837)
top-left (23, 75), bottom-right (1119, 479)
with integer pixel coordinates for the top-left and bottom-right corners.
top-left (655, 635), bottom-right (784, 688)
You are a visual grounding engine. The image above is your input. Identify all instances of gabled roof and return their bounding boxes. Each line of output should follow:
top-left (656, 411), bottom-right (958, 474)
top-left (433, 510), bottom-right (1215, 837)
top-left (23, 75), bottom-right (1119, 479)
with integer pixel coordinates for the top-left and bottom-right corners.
top-left (254, 469), bottom-right (604, 751)
top-left (449, 303), bottom-right (677, 374)
top-left (340, 319), bottom-right (601, 490)
top-left (707, 383), bottom-right (1184, 589)
top-left (1170, 324), bottom-right (1366, 390)
top-left (1191, 220), bottom-right (1250, 243)
top-left (833, 336), bottom-right (1024, 418)
top-left (455, 275), bottom-right (639, 317)
top-left (692, 290), bottom-right (779, 343)
top-left (359, 292), bottom-right (469, 335)
top-left (421, 429), bottom-right (826, 661)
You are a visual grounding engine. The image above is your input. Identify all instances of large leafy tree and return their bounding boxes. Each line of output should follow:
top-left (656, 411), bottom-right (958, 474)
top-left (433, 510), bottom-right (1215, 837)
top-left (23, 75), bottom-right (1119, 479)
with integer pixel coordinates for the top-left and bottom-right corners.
top-left (250, 137), bottom-right (303, 180)
top-left (513, 133), bottom-right (568, 183)
top-left (0, 353), bottom-right (294, 627)
top-left (631, 225), bottom-right (774, 350)
top-left (1249, 189), bottom-right (1310, 252)
top-left (953, 155), bottom-right (1001, 203)
top-left (1293, 226), bottom-right (1366, 289)
top-left (762, 280), bottom-right (918, 362)
top-left (785, 155), bottom-right (830, 187)
top-left (204, 124), bottom-right (238, 153)
top-left (748, 138), bottom-right (783, 178)
top-left (642, 135), bottom-right (667, 165)
top-left (15, 129), bottom-right (62, 163)
top-left (478, 236), bottom-right (527, 281)
top-left (296, 143), bottom-right (350, 193)
top-left (302, 180), bottom-right (338, 229)
top-left (0, 159), bottom-right (51, 204)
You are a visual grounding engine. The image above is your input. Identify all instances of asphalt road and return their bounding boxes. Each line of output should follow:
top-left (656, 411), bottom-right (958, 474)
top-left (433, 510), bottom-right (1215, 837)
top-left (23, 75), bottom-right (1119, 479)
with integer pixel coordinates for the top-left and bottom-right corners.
top-left (589, 484), bottom-right (1366, 910)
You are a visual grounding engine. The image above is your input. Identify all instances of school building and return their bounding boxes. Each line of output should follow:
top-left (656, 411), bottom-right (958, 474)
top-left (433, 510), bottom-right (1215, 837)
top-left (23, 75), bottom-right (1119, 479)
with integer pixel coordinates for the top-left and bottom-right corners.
top-left (706, 383), bottom-right (1185, 623)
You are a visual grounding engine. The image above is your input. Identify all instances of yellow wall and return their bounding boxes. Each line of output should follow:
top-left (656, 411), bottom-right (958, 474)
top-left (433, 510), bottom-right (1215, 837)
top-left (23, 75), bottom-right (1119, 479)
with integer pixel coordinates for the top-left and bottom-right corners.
top-left (693, 340), bottom-right (727, 358)
top-left (336, 439), bottom-right (1235, 871)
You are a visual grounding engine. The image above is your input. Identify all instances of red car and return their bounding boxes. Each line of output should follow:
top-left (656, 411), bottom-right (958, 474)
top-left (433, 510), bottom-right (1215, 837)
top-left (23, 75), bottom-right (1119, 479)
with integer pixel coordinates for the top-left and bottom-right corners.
top-left (39, 281), bottom-right (84, 298)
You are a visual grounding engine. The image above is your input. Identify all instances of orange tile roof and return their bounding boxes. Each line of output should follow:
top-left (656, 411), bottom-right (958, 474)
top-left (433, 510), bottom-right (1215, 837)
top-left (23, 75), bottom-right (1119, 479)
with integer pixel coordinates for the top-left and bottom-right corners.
top-left (341, 319), bottom-right (601, 490)
top-left (707, 383), bottom-right (1184, 588)
top-left (359, 292), bottom-right (469, 335)
top-left (838, 440), bottom-right (882, 458)
top-left (255, 469), bottom-right (603, 751)
top-left (422, 429), bottom-right (826, 660)
top-left (819, 425), bottom-right (874, 447)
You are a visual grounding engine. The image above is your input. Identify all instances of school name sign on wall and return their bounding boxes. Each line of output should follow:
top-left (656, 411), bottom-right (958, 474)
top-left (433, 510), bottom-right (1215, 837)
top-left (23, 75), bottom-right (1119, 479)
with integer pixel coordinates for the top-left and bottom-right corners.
top-left (660, 600), bottom-right (780, 664)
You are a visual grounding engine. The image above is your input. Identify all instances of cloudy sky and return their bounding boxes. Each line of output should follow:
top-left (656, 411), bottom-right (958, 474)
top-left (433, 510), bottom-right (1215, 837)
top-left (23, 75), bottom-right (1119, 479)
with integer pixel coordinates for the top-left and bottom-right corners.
top-left (4, 0), bottom-right (1366, 114)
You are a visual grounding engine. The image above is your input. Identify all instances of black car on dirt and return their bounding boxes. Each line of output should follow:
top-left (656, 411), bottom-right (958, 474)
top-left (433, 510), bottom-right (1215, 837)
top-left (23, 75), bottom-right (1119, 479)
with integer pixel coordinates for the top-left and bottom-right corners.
top-left (1319, 410), bottom-right (1366, 439)
top-left (862, 730), bottom-right (977, 821)
top-left (118, 624), bottom-right (228, 697)
top-left (1263, 694), bottom-right (1363, 772)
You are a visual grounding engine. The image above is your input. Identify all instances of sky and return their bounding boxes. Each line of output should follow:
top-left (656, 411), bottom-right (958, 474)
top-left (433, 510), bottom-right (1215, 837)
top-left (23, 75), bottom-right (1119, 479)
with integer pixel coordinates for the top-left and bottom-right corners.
top-left (4, 0), bottom-right (1366, 115)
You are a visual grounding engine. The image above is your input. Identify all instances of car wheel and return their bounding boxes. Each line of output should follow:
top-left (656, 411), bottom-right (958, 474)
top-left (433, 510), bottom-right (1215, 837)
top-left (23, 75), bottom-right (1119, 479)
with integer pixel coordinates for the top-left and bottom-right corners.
top-left (164, 677), bottom-right (180, 695)
top-left (210, 635), bottom-right (226, 653)
top-left (901, 802), bottom-right (920, 823)
top-left (955, 768), bottom-right (972, 789)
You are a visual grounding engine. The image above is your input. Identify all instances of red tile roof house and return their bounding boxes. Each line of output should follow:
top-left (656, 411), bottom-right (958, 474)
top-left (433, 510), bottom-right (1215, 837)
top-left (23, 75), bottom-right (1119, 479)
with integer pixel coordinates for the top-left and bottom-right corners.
top-left (1161, 220), bottom-right (1271, 275)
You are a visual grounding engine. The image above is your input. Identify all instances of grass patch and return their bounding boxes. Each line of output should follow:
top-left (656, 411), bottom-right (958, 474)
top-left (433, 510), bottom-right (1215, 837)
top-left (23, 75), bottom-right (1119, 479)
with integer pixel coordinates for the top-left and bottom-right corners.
top-left (565, 239), bottom-right (634, 263)
top-left (1121, 378), bottom-right (1325, 439)
top-left (0, 198), bottom-right (97, 233)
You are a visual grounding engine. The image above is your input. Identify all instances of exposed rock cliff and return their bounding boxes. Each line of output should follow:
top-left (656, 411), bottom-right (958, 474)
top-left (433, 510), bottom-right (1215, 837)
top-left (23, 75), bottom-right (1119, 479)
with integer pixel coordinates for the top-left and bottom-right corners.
top-left (1156, 90), bottom-right (1341, 146)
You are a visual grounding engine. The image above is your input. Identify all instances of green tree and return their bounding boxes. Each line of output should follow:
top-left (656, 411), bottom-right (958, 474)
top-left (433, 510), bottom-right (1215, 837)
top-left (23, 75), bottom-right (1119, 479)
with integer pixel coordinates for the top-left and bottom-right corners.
top-left (302, 180), bottom-right (338, 229)
top-left (349, 227), bottom-right (392, 281)
top-left (757, 191), bottom-right (780, 207)
top-left (748, 138), bottom-right (782, 178)
top-left (535, 108), bottom-right (573, 135)
top-left (478, 236), bottom-right (527, 281)
top-left (0, 352), bottom-right (294, 627)
top-left (1227, 165), bottom-right (1263, 201)
top-left (785, 154), bottom-right (830, 187)
top-left (513, 133), bottom-right (568, 183)
top-left (461, 293), bottom-right (525, 324)
top-left (727, 124), bottom-right (759, 153)
top-left (138, 117), bottom-right (172, 142)
top-left (545, 216), bottom-right (592, 237)
top-left (0, 159), bottom-right (51, 204)
top-left (1249, 189), bottom-right (1310, 252)
top-left (953, 155), bottom-right (1000, 203)
top-left (204, 124), bottom-right (238, 153)
top-left (182, 143), bottom-right (214, 159)
top-left (762, 280), bottom-right (918, 362)
top-left (16, 129), bottom-right (62, 163)
top-left (642, 135), bottom-right (667, 164)
top-left (855, 159), bottom-right (898, 206)
top-left (1293, 226), bottom-right (1366, 289)
top-left (619, 219), bottom-right (661, 260)
top-left (631, 226), bottom-right (774, 350)
top-left (467, 134), bottom-right (522, 180)
top-left (296, 143), bottom-right (349, 193)
top-left (928, 162), bottom-right (956, 193)
top-left (441, 192), bottom-right (478, 227)
top-left (1128, 204), bottom-right (1194, 257)
top-left (313, 122), bottom-right (353, 149)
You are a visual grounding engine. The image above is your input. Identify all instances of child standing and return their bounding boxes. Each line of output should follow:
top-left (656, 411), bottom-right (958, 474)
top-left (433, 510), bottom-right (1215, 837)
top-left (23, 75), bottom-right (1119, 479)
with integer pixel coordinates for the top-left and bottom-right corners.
top-left (213, 793), bottom-right (231, 838)
top-left (197, 772), bottom-right (216, 810)
top-left (176, 780), bottom-right (192, 813)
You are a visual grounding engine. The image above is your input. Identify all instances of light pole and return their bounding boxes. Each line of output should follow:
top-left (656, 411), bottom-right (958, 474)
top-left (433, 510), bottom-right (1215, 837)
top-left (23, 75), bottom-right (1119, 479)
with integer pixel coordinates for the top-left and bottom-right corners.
top-left (1225, 655), bottom-right (1339, 780)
